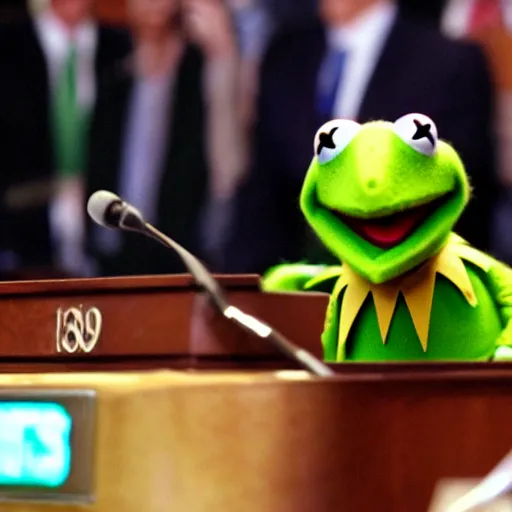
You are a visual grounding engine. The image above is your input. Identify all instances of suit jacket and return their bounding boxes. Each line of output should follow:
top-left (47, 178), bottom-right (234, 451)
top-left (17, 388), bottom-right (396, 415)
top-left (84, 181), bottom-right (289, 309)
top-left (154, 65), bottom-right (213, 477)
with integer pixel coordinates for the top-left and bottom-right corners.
top-left (398, 0), bottom-right (446, 23)
top-left (0, 19), bottom-right (131, 268)
top-left (86, 45), bottom-right (210, 276)
top-left (222, 15), bottom-right (497, 273)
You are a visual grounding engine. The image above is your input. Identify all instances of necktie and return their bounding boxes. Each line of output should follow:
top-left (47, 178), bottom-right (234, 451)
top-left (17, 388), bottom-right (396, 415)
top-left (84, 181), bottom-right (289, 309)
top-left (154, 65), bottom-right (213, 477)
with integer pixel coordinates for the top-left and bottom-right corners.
top-left (49, 42), bottom-right (92, 276)
top-left (468, 0), bottom-right (502, 32)
top-left (316, 48), bottom-right (346, 120)
top-left (51, 43), bottom-right (88, 177)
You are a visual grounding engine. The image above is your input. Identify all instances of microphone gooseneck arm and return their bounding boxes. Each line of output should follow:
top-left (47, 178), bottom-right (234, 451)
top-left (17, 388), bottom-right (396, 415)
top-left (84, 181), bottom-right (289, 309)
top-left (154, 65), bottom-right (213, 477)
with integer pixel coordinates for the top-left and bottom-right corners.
top-left (87, 191), bottom-right (333, 377)
top-left (142, 223), bottom-right (334, 377)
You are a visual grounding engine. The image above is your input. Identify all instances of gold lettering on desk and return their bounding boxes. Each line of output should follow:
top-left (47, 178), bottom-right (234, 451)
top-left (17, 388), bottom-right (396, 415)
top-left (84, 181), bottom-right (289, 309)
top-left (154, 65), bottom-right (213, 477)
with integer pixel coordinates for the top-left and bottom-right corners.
top-left (56, 306), bottom-right (102, 354)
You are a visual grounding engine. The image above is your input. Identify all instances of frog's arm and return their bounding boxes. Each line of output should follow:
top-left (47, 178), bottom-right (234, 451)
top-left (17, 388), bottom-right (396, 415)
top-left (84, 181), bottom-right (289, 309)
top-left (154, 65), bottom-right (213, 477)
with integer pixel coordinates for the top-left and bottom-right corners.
top-left (481, 260), bottom-right (512, 360)
top-left (262, 263), bottom-right (344, 360)
top-left (261, 263), bottom-right (342, 292)
top-left (261, 263), bottom-right (328, 291)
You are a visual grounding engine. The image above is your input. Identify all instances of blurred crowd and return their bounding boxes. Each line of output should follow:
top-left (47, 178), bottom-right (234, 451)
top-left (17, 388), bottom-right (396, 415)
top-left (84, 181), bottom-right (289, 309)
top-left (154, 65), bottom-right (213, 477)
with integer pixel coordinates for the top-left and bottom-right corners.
top-left (0, 0), bottom-right (509, 280)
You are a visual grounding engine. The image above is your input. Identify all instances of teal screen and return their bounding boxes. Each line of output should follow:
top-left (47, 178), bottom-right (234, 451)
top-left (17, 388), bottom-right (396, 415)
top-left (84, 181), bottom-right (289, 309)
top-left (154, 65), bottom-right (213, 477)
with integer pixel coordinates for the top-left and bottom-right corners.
top-left (0, 402), bottom-right (72, 487)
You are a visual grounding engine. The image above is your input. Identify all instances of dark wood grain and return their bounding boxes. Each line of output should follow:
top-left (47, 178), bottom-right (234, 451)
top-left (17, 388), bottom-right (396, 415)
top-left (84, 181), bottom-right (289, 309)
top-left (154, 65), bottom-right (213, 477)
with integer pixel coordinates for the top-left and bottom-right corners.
top-left (3, 274), bottom-right (512, 511)
top-left (0, 275), bottom-right (328, 363)
top-left (328, 361), bottom-right (512, 378)
top-left (293, 374), bottom-right (512, 511)
top-left (0, 273), bottom-right (259, 296)
top-left (4, 369), bottom-right (512, 511)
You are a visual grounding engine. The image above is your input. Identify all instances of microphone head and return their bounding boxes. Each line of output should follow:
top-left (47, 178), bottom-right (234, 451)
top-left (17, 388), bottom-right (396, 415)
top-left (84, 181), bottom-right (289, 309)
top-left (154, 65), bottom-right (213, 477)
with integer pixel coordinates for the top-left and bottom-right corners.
top-left (87, 190), bottom-right (123, 229)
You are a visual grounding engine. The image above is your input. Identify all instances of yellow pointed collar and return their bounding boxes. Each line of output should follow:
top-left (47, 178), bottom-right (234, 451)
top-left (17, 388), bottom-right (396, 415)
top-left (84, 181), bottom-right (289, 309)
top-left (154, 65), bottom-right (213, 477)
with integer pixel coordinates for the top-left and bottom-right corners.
top-left (332, 234), bottom-right (493, 359)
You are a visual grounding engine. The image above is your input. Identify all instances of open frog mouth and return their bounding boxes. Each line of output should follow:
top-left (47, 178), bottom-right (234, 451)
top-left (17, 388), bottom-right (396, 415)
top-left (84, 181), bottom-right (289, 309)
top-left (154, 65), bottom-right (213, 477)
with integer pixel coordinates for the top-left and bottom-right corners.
top-left (328, 194), bottom-right (450, 249)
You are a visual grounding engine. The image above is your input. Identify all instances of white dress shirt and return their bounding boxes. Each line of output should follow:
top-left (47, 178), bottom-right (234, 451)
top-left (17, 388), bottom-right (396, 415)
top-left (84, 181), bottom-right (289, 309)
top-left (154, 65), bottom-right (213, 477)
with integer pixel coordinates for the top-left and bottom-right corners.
top-left (121, 73), bottom-right (174, 223)
top-left (35, 9), bottom-right (97, 110)
top-left (442, 0), bottom-right (512, 38)
top-left (229, 0), bottom-right (274, 60)
top-left (327, 1), bottom-right (397, 120)
top-left (35, 9), bottom-right (98, 276)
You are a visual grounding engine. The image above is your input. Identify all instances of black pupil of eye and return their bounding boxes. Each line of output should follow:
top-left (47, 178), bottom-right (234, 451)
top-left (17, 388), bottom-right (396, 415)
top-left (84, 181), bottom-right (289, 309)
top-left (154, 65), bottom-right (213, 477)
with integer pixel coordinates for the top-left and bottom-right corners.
top-left (412, 119), bottom-right (435, 146)
top-left (317, 127), bottom-right (339, 155)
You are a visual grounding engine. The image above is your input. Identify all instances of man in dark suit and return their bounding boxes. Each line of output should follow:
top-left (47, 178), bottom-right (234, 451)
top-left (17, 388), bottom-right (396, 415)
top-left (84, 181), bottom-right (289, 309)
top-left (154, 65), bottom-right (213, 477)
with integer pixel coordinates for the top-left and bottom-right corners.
top-left (0, 0), bottom-right (130, 278)
top-left (221, 0), bottom-right (497, 274)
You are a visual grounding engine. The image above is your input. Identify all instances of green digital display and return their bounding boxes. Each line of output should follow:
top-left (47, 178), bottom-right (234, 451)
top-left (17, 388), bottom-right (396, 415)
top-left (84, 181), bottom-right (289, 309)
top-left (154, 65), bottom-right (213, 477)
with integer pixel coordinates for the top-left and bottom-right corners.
top-left (0, 402), bottom-right (72, 488)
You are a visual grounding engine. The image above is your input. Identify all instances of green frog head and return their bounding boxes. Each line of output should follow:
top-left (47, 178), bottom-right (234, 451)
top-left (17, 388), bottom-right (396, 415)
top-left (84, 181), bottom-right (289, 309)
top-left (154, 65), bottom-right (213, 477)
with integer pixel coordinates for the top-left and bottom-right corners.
top-left (300, 113), bottom-right (470, 284)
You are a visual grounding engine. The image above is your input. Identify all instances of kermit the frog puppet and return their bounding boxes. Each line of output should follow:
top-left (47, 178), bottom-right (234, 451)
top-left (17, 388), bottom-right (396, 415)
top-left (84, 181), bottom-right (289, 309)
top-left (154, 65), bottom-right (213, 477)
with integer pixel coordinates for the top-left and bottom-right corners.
top-left (263, 113), bottom-right (512, 362)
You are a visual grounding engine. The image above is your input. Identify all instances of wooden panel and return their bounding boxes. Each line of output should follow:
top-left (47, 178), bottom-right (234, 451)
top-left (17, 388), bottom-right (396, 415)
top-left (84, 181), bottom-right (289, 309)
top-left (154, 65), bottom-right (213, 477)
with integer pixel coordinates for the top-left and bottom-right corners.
top-left (0, 275), bottom-right (328, 365)
top-left (0, 274), bottom-right (259, 295)
top-left (3, 369), bottom-right (512, 511)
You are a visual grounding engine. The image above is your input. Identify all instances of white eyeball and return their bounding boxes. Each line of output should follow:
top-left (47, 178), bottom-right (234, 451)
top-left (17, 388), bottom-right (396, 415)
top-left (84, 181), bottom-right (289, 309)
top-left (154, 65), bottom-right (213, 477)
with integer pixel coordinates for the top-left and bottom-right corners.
top-left (393, 113), bottom-right (438, 156)
top-left (314, 119), bottom-right (361, 165)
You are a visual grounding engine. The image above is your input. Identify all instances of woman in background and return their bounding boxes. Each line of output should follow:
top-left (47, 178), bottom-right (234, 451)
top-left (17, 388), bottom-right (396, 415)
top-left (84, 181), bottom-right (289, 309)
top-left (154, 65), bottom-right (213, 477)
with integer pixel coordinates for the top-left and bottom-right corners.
top-left (86, 0), bottom-right (246, 275)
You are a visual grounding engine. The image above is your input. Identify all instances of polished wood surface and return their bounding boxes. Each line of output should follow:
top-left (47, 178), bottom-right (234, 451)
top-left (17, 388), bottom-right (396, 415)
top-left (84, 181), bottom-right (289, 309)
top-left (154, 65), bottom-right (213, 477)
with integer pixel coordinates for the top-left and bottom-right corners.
top-left (2, 369), bottom-right (512, 512)
top-left (3, 276), bottom-right (512, 510)
top-left (0, 275), bottom-right (328, 369)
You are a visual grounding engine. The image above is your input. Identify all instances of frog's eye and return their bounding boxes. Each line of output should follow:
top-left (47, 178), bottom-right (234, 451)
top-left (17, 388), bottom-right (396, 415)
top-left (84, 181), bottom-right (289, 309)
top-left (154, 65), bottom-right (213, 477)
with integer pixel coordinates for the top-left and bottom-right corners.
top-left (314, 119), bottom-right (361, 164)
top-left (393, 113), bottom-right (438, 156)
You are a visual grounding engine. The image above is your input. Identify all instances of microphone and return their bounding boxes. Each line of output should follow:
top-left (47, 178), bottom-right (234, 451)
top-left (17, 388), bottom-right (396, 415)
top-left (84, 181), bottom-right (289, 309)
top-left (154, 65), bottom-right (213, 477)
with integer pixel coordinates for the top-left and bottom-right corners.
top-left (87, 191), bottom-right (334, 377)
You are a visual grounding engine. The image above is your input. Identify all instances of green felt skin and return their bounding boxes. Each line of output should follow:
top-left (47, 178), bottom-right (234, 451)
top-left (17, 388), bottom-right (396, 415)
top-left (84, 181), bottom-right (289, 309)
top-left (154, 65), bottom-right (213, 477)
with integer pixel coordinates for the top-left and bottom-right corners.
top-left (322, 266), bottom-right (502, 361)
top-left (261, 116), bottom-right (512, 362)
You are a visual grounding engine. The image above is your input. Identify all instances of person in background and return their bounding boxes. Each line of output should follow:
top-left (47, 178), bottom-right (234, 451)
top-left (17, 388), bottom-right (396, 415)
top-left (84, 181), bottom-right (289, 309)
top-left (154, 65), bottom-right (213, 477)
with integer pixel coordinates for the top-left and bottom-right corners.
top-left (440, 0), bottom-right (512, 265)
top-left (227, 0), bottom-right (274, 132)
top-left (221, 0), bottom-right (497, 274)
top-left (0, 0), bottom-right (130, 279)
top-left (86, 0), bottom-right (246, 276)
top-left (442, 0), bottom-right (505, 36)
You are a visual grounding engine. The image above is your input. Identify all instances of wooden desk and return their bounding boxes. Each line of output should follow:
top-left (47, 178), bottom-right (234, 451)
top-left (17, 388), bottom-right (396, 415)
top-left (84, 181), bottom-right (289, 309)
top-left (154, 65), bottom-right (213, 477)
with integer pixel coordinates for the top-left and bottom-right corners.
top-left (0, 274), bottom-right (328, 372)
top-left (1, 368), bottom-right (512, 511)
top-left (1, 275), bottom-right (512, 511)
